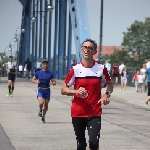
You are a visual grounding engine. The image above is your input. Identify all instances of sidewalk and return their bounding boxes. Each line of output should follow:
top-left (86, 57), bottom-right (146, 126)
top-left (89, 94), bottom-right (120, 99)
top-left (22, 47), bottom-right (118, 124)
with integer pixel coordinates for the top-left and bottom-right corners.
top-left (108, 86), bottom-right (149, 109)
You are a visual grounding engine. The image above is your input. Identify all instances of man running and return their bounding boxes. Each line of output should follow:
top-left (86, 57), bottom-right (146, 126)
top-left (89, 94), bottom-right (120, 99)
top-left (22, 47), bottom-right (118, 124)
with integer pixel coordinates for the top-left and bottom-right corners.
top-left (61, 39), bottom-right (113, 150)
top-left (6, 56), bottom-right (17, 97)
top-left (32, 59), bottom-right (56, 123)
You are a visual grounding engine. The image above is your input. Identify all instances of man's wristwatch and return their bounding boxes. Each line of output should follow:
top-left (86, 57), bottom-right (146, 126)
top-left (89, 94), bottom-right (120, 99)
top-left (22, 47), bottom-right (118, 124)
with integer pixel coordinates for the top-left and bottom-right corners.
top-left (105, 92), bottom-right (111, 98)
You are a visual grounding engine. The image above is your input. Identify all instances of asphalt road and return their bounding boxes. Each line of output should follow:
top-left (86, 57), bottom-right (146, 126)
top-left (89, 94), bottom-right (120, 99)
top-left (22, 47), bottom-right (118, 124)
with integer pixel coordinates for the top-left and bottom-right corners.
top-left (0, 79), bottom-right (150, 150)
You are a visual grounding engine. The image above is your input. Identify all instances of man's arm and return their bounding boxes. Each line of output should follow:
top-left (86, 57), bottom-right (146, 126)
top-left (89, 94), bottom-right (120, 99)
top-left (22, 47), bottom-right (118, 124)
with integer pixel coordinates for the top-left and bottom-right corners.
top-left (106, 80), bottom-right (113, 93)
top-left (61, 82), bottom-right (87, 96)
top-left (32, 76), bottom-right (39, 84)
top-left (61, 82), bottom-right (77, 96)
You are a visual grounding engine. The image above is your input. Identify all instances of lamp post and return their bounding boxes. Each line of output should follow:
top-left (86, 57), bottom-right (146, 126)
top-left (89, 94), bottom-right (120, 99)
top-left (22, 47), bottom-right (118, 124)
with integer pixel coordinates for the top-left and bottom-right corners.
top-left (8, 44), bottom-right (12, 56)
top-left (14, 34), bottom-right (20, 64)
top-left (13, 26), bottom-right (25, 64)
top-left (8, 38), bottom-right (15, 56)
top-left (99, 0), bottom-right (103, 62)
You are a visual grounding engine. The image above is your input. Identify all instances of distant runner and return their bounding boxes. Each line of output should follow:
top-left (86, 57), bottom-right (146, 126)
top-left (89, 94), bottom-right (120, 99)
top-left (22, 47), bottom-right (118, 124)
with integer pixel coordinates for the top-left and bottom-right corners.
top-left (6, 56), bottom-right (17, 97)
top-left (32, 59), bottom-right (56, 123)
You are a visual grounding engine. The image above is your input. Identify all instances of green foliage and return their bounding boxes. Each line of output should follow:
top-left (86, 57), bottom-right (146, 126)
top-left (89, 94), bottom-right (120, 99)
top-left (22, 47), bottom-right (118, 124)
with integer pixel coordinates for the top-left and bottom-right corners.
top-left (122, 17), bottom-right (150, 68)
top-left (109, 50), bottom-right (128, 64)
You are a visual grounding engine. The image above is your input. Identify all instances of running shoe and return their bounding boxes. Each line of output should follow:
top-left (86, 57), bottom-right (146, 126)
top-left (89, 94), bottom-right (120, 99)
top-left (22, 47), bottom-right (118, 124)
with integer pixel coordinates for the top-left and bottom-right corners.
top-left (40, 117), bottom-right (45, 123)
top-left (38, 111), bottom-right (42, 117)
top-left (6, 93), bottom-right (11, 97)
top-left (9, 93), bottom-right (13, 97)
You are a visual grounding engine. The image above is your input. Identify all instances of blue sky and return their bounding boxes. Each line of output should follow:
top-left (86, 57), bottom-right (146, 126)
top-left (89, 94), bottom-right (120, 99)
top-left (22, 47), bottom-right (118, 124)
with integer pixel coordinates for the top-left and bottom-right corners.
top-left (0, 0), bottom-right (150, 54)
top-left (87, 0), bottom-right (150, 46)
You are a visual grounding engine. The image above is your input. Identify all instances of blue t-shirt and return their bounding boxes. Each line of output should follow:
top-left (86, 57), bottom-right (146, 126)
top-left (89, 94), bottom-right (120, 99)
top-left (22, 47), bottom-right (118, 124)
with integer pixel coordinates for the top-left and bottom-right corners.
top-left (35, 70), bottom-right (54, 87)
top-left (145, 68), bottom-right (150, 82)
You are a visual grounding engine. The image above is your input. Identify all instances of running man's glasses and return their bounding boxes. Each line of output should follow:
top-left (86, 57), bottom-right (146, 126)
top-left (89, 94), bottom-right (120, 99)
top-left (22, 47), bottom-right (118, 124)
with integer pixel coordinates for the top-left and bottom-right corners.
top-left (81, 46), bottom-right (94, 51)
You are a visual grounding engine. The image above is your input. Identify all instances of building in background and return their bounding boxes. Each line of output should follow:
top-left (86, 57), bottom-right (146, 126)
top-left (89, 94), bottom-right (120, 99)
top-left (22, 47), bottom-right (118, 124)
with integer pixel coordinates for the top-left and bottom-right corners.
top-left (93, 46), bottom-right (123, 60)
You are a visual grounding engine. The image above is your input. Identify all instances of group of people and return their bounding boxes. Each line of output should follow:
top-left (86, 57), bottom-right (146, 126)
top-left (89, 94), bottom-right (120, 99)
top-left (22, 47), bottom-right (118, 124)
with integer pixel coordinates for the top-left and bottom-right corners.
top-left (132, 61), bottom-right (150, 105)
top-left (104, 59), bottom-right (150, 106)
top-left (5, 39), bottom-right (113, 150)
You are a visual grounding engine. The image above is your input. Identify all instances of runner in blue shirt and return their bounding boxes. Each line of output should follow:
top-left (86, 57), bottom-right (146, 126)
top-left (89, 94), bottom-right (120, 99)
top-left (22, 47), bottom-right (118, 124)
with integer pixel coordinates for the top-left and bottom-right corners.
top-left (32, 59), bottom-right (56, 123)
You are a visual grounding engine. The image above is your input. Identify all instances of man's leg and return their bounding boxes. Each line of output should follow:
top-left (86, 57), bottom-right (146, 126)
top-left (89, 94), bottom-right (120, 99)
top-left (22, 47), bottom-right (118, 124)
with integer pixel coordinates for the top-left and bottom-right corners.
top-left (38, 97), bottom-right (44, 117)
top-left (6, 74), bottom-right (12, 96)
top-left (7, 80), bottom-right (12, 96)
top-left (72, 117), bottom-right (87, 150)
top-left (9, 75), bottom-right (15, 97)
top-left (43, 99), bottom-right (49, 118)
top-left (87, 116), bottom-right (101, 150)
top-left (115, 76), bottom-right (118, 85)
top-left (40, 89), bottom-right (50, 123)
top-left (147, 82), bottom-right (150, 96)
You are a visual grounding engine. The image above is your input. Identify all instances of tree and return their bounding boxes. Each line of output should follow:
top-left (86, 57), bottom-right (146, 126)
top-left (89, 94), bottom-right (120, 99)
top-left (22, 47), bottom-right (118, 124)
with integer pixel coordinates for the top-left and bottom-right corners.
top-left (109, 50), bottom-right (129, 65)
top-left (122, 17), bottom-right (150, 68)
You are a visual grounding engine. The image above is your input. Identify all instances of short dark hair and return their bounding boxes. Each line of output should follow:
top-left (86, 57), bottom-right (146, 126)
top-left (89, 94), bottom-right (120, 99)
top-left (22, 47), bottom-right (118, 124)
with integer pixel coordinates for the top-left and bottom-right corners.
top-left (9, 56), bottom-right (13, 58)
top-left (82, 39), bottom-right (97, 50)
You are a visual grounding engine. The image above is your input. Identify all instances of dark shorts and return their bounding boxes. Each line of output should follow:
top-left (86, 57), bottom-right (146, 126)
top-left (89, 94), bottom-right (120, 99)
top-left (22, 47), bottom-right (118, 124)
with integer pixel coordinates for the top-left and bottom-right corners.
top-left (8, 74), bottom-right (16, 82)
top-left (113, 73), bottom-right (119, 77)
top-left (37, 88), bottom-right (51, 100)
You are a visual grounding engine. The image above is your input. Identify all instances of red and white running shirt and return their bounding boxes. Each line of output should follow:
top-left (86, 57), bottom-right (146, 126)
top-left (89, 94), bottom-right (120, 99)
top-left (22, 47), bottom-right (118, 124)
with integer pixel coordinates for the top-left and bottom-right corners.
top-left (65, 61), bottom-right (111, 117)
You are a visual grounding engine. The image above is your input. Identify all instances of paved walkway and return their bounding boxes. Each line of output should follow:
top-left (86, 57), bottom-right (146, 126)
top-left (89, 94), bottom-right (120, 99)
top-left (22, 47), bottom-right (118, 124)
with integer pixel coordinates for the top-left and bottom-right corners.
top-left (0, 77), bottom-right (149, 150)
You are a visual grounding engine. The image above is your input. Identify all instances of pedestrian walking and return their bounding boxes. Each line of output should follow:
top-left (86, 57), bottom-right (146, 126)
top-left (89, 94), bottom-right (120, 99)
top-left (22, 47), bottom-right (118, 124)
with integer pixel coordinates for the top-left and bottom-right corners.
top-left (140, 64), bottom-right (147, 92)
top-left (137, 71), bottom-right (145, 93)
top-left (32, 59), bottom-right (56, 123)
top-left (24, 58), bottom-right (32, 79)
top-left (132, 70), bottom-right (139, 92)
top-left (104, 60), bottom-right (111, 74)
top-left (61, 39), bottom-right (113, 150)
top-left (120, 67), bottom-right (128, 93)
top-left (112, 61), bottom-right (119, 86)
top-left (18, 64), bottom-right (23, 77)
top-left (119, 62), bottom-right (125, 75)
top-left (6, 56), bottom-right (17, 97)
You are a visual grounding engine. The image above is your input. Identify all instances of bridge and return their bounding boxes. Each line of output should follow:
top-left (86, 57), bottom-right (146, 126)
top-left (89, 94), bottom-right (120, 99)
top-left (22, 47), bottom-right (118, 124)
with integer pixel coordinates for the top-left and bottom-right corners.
top-left (16, 0), bottom-right (99, 80)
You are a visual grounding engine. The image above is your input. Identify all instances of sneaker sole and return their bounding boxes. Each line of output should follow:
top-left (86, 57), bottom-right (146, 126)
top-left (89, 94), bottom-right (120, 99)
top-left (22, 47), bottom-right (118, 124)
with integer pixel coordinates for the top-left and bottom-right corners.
top-left (40, 121), bottom-right (45, 123)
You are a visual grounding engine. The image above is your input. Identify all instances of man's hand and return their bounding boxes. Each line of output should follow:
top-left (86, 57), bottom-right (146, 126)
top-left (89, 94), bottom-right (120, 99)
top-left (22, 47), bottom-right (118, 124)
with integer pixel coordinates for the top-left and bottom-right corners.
top-left (98, 94), bottom-right (110, 105)
top-left (76, 87), bottom-right (87, 97)
top-left (35, 79), bottom-right (40, 84)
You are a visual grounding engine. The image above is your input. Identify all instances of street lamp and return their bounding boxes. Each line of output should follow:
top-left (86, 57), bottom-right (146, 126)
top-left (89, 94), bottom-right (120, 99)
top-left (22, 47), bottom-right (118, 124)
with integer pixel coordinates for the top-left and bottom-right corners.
top-left (47, 4), bottom-right (54, 11)
top-left (31, 4), bottom-right (54, 22)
